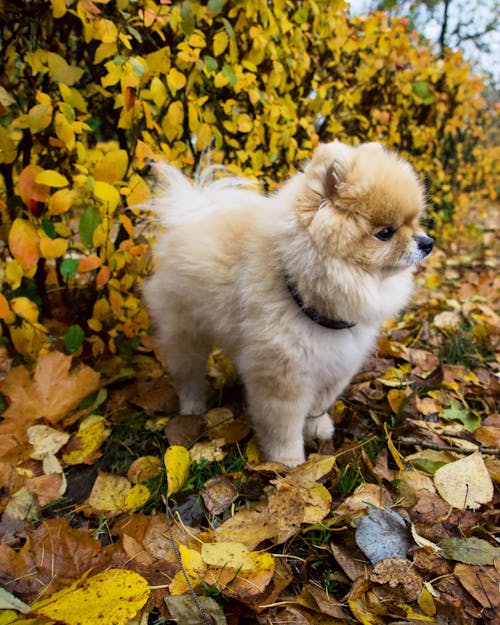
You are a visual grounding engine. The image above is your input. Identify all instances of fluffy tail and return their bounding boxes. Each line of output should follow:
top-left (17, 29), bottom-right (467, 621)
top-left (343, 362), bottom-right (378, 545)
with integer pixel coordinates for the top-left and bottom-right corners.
top-left (149, 161), bottom-right (260, 227)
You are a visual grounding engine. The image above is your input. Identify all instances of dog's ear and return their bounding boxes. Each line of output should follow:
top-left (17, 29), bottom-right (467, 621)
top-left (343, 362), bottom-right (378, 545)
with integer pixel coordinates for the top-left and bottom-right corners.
top-left (296, 142), bottom-right (354, 230)
top-left (306, 141), bottom-right (353, 202)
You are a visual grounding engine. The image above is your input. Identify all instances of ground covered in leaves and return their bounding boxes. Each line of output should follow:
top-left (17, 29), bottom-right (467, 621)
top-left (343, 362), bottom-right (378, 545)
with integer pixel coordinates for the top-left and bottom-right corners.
top-left (0, 200), bottom-right (498, 625)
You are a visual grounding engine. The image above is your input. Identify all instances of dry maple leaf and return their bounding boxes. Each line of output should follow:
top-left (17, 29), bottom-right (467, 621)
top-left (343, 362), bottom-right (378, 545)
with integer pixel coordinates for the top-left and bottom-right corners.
top-left (0, 351), bottom-right (100, 425)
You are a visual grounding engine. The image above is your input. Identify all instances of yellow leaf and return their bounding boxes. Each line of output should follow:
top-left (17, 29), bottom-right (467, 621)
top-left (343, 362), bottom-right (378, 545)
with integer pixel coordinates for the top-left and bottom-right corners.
top-left (237, 114), bottom-right (253, 133)
top-left (126, 173), bottom-right (151, 207)
top-left (197, 123), bottom-right (213, 150)
top-left (93, 149), bottom-right (128, 183)
top-left (32, 569), bottom-right (150, 625)
top-left (418, 585), bottom-right (437, 617)
top-left (9, 321), bottom-right (49, 359)
top-left (95, 18), bottom-right (118, 44)
top-left (5, 259), bottom-right (25, 289)
top-left (47, 52), bottom-right (84, 86)
top-left (150, 76), bottom-right (167, 108)
top-left (10, 297), bottom-right (39, 323)
top-left (85, 471), bottom-right (150, 513)
top-left (165, 445), bottom-right (191, 496)
top-left (55, 111), bottom-right (76, 149)
top-left (63, 415), bottom-right (111, 465)
top-left (35, 169), bottom-right (70, 188)
top-left (189, 33), bottom-right (206, 48)
top-left (28, 103), bottom-right (53, 133)
top-left (48, 188), bottom-right (74, 215)
top-left (213, 31), bottom-right (229, 56)
top-left (163, 101), bottom-right (184, 142)
top-left (95, 41), bottom-right (118, 64)
top-left (0, 126), bottom-right (16, 164)
top-left (8, 218), bottom-right (40, 270)
top-left (166, 67), bottom-right (186, 94)
top-left (201, 542), bottom-right (255, 570)
top-left (94, 181), bottom-right (121, 212)
top-left (179, 544), bottom-right (207, 574)
top-left (39, 236), bottom-right (68, 259)
top-left (50, 0), bottom-right (66, 18)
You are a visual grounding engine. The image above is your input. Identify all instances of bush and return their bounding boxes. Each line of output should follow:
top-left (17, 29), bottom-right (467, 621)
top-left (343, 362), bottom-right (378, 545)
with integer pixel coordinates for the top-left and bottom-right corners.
top-left (0, 0), bottom-right (496, 360)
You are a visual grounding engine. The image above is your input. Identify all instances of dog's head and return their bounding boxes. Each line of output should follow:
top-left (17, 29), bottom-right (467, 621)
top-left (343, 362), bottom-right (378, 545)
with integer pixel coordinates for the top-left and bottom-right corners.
top-left (295, 141), bottom-right (433, 272)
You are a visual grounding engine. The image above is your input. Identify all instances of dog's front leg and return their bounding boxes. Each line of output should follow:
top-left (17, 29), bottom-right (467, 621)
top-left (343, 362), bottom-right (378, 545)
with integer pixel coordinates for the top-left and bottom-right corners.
top-left (304, 375), bottom-right (353, 442)
top-left (244, 372), bottom-right (312, 467)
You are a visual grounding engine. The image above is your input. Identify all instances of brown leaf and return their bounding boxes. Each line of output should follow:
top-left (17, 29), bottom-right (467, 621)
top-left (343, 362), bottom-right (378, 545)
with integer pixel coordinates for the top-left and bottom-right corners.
top-left (164, 414), bottom-right (205, 447)
top-left (201, 476), bottom-right (238, 515)
top-left (454, 563), bottom-right (500, 610)
top-left (473, 426), bottom-right (500, 449)
top-left (299, 583), bottom-right (351, 619)
top-left (1, 518), bottom-right (109, 600)
top-left (370, 557), bottom-right (423, 601)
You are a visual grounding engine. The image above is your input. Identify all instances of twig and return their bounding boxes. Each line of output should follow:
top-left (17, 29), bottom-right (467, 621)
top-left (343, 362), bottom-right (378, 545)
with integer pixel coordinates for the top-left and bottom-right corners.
top-left (165, 495), bottom-right (213, 625)
top-left (395, 436), bottom-right (500, 457)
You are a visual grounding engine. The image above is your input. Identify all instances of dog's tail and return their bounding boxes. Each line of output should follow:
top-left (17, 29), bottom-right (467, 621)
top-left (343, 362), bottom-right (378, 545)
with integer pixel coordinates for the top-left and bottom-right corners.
top-left (148, 161), bottom-right (259, 227)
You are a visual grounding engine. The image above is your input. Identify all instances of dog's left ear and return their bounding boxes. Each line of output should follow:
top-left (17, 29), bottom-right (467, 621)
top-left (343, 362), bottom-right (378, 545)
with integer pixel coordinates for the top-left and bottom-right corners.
top-left (296, 142), bottom-right (354, 229)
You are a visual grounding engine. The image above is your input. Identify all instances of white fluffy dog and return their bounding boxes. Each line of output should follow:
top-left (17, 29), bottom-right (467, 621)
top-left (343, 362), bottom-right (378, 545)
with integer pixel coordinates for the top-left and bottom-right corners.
top-left (144, 142), bottom-right (433, 466)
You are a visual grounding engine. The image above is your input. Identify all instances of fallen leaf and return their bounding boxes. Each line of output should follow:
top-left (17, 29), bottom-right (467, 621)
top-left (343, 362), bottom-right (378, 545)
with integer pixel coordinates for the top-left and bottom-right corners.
top-left (62, 415), bottom-right (111, 465)
top-left (398, 469), bottom-right (436, 507)
top-left (0, 587), bottom-right (30, 613)
top-left (201, 541), bottom-right (255, 570)
top-left (85, 471), bottom-right (150, 514)
top-left (370, 557), bottom-right (423, 601)
top-left (32, 569), bottom-right (150, 625)
top-left (333, 483), bottom-right (392, 522)
top-left (433, 451), bottom-right (493, 509)
top-left (164, 445), bottom-right (191, 496)
top-left (439, 537), bottom-right (500, 565)
top-left (442, 400), bottom-right (481, 432)
top-left (355, 507), bottom-right (411, 564)
top-left (0, 351), bottom-right (100, 425)
top-left (215, 509), bottom-right (279, 550)
top-left (454, 563), bottom-right (500, 610)
top-left (406, 449), bottom-right (462, 474)
top-left (201, 476), bottom-right (238, 515)
top-left (473, 425), bottom-right (500, 449)
top-left (127, 456), bottom-right (162, 484)
top-left (189, 439), bottom-right (226, 464)
top-left (164, 595), bottom-right (227, 625)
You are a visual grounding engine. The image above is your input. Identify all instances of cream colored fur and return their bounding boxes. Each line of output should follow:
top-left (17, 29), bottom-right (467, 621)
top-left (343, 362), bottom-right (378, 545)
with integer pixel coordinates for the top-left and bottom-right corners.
top-left (144, 141), bottom-right (432, 466)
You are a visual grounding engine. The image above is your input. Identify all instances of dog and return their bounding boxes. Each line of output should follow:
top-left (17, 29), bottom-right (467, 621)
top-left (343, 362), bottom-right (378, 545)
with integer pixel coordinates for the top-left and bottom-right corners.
top-left (143, 141), bottom-right (433, 466)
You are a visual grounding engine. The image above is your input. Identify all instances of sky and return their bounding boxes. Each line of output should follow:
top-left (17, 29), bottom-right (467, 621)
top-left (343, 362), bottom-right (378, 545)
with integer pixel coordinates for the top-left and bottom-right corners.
top-left (348, 0), bottom-right (499, 87)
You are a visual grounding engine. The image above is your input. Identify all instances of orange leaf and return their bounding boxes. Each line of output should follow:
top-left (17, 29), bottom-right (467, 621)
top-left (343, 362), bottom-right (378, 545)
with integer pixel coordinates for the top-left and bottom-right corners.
top-left (96, 265), bottom-right (111, 288)
top-left (0, 351), bottom-right (100, 425)
top-left (78, 256), bottom-right (102, 272)
top-left (17, 164), bottom-right (50, 213)
top-left (0, 293), bottom-right (10, 320)
top-left (8, 218), bottom-right (40, 270)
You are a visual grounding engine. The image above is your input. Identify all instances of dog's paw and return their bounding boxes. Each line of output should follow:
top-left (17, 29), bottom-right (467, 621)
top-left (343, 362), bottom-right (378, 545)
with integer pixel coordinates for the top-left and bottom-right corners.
top-left (304, 412), bottom-right (334, 441)
top-left (179, 397), bottom-right (206, 415)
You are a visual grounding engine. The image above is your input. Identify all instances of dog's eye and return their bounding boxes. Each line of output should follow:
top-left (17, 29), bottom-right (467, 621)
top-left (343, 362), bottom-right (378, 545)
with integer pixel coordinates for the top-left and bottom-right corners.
top-left (375, 227), bottom-right (395, 241)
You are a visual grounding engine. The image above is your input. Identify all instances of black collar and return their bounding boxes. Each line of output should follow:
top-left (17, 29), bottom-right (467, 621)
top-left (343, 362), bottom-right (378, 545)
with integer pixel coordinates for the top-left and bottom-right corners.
top-left (285, 274), bottom-right (355, 330)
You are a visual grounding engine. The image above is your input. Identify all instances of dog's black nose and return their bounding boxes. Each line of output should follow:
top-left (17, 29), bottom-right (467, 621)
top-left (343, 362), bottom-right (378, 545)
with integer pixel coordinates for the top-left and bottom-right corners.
top-left (416, 234), bottom-right (434, 255)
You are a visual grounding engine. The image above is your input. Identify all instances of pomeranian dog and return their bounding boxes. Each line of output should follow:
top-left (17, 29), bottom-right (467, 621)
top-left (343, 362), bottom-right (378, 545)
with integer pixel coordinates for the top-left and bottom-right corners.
top-left (144, 141), bottom-right (433, 466)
